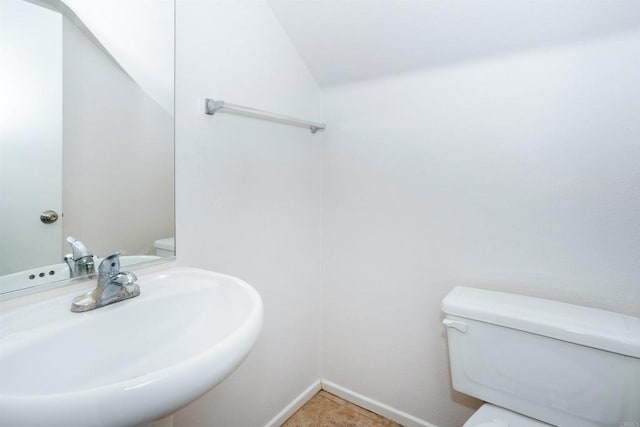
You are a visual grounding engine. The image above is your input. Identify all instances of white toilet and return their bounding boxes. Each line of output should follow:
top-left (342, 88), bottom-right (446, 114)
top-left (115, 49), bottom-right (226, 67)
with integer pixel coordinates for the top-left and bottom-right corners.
top-left (153, 237), bottom-right (175, 258)
top-left (441, 287), bottom-right (640, 427)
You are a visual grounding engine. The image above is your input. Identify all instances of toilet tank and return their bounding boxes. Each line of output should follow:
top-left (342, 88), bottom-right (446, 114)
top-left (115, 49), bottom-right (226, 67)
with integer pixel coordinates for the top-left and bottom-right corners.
top-left (442, 287), bottom-right (640, 427)
top-left (153, 237), bottom-right (175, 258)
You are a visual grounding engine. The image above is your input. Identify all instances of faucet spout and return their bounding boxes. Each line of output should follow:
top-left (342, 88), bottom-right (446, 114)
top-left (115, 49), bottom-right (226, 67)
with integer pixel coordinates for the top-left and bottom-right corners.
top-left (112, 271), bottom-right (138, 287)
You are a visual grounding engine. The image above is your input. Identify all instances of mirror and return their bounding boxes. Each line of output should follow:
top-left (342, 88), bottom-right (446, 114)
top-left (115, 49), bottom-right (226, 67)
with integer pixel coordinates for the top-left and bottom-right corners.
top-left (0, 0), bottom-right (175, 295)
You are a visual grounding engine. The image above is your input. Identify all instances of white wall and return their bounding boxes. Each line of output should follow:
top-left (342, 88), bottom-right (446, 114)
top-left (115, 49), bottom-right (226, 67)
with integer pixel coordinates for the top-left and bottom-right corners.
top-left (63, 16), bottom-right (174, 257)
top-left (173, 0), bottom-right (323, 425)
top-left (321, 31), bottom-right (640, 427)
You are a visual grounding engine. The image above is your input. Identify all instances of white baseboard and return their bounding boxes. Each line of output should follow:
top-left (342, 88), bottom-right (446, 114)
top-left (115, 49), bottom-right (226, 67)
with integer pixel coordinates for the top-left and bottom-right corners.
top-left (265, 380), bottom-right (322, 427)
top-left (265, 378), bottom-right (437, 427)
top-left (320, 379), bottom-right (438, 427)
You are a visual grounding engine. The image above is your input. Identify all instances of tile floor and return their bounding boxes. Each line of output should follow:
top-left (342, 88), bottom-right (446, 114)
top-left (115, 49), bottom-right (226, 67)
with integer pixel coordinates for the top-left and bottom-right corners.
top-left (282, 390), bottom-right (401, 427)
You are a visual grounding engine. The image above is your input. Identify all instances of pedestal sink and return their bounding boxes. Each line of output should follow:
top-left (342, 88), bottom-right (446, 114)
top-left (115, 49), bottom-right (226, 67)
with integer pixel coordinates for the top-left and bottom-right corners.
top-left (0, 267), bottom-right (263, 427)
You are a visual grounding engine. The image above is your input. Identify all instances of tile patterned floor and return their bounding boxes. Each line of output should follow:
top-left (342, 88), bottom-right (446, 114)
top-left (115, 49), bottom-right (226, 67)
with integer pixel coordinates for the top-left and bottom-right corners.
top-left (282, 391), bottom-right (402, 427)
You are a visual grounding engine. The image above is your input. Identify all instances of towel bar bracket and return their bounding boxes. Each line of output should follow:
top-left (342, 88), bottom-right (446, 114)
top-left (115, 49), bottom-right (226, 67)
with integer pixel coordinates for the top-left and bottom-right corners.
top-left (205, 99), bottom-right (224, 115)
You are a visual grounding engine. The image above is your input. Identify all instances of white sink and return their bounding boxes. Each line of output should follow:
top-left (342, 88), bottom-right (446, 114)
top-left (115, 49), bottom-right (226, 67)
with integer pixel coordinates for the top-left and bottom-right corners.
top-left (0, 267), bottom-right (263, 426)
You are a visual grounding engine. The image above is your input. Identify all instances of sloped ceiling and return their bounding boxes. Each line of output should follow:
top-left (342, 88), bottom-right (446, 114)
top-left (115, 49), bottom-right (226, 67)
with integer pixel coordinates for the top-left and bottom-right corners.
top-left (63, 0), bottom-right (174, 114)
top-left (268, 0), bottom-right (640, 87)
top-left (33, 0), bottom-right (174, 114)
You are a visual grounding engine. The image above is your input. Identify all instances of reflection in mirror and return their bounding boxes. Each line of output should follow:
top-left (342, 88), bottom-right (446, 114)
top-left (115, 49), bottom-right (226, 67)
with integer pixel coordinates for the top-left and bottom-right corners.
top-left (0, 0), bottom-right (174, 295)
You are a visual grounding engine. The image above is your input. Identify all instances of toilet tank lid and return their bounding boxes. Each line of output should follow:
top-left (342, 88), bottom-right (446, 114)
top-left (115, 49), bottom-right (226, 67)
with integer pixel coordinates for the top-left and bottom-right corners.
top-left (154, 237), bottom-right (175, 251)
top-left (442, 287), bottom-right (640, 358)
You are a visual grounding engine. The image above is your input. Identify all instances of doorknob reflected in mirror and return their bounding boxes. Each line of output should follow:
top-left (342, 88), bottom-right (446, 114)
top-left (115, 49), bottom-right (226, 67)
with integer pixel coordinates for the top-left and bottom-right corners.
top-left (40, 210), bottom-right (59, 224)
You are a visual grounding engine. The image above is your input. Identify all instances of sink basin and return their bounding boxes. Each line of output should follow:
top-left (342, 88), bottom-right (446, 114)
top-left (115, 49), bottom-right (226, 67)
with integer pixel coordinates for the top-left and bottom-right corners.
top-left (0, 266), bottom-right (263, 426)
top-left (0, 255), bottom-right (163, 294)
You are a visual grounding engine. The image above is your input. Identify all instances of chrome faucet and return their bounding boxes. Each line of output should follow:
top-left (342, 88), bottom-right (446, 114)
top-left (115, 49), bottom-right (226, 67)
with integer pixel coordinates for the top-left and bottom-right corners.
top-left (64, 236), bottom-right (95, 278)
top-left (71, 251), bottom-right (140, 313)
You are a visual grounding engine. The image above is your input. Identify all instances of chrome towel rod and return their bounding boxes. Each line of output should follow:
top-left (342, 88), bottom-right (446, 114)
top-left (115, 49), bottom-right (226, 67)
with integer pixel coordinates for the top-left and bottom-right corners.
top-left (205, 98), bottom-right (326, 134)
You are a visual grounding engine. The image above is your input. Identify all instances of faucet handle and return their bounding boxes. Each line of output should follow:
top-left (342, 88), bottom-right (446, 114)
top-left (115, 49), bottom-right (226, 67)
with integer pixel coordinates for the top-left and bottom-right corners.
top-left (66, 236), bottom-right (94, 260)
top-left (98, 250), bottom-right (125, 276)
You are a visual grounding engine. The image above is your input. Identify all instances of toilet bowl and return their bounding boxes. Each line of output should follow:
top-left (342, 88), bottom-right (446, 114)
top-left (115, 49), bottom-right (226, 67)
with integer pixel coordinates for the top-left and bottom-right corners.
top-left (464, 403), bottom-right (551, 427)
